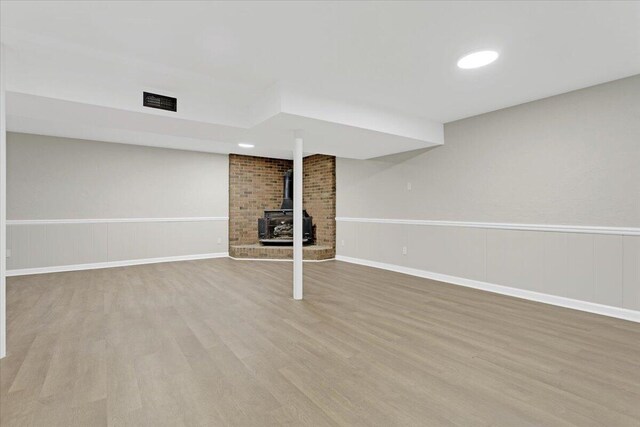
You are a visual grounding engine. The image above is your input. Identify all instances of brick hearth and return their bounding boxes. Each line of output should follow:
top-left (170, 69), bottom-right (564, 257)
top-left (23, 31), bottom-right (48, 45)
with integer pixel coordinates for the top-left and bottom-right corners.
top-left (229, 244), bottom-right (334, 261)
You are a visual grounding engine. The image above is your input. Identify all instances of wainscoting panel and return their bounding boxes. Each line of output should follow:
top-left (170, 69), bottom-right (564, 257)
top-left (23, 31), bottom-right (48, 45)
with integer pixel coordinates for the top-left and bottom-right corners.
top-left (407, 225), bottom-right (486, 281)
top-left (486, 229), bottom-right (547, 296)
top-left (406, 225), bottom-right (451, 275)
top-left (593, 234), bottom-right (624, 308)
top-left (7, 223), bottom-right (109, 269)
top-left (336, 218), bottom-right (639, 317)
top-left (358, 222), bottom-right (407, 266)
top-left (7, 219), bottom-right (228, 271)
top-left (539, 231), bottom-right (569, 298)
top-left (336, 221), bottom-right (357, 259)
top-left (564, 233), bottom-right (596, 301)
top-left (623, 236), bottom-right (640, 310)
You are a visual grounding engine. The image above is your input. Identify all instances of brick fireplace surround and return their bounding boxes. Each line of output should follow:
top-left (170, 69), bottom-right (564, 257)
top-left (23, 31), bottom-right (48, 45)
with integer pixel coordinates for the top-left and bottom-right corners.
top-left (228, 154), bottom-right (336, 260)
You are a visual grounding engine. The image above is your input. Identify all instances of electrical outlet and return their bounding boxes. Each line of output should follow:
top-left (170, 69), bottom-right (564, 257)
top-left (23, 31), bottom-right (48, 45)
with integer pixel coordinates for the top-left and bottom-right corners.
top-left (217, 237), bottom-right (222, 245)
top-left (407, 182), bottom-right (412, 191)
top-left (402, 246), bottom-right (407, 255)
top-left (341, 239), bottom-right (345, 246)
top-left (6, 249), bottom-right (11, 258)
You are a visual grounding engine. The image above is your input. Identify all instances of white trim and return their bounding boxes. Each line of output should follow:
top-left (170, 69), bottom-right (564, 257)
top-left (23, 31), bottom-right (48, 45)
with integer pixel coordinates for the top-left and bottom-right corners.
top-left (6, 252), bottom-right (229, 277)
top-left (229, 256), bottom-right (335, 263)
top-left (335, 255), bottom-right (640, 323)
top-left (7, 217), bottom-right (228, 225)
top-left (335, 217), bottom-right (640, 236)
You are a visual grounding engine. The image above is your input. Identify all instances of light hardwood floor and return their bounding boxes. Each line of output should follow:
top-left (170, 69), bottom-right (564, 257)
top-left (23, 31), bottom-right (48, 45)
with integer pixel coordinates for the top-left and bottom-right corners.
top-left (1, 258), bottom-right (639, 426)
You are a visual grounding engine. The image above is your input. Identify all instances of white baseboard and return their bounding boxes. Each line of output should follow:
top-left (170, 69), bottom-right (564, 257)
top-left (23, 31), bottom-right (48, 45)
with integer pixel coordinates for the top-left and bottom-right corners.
top-left (6, 252), bottom-right (229, 277)
top-left (335, 255), bottom-right (640, 323)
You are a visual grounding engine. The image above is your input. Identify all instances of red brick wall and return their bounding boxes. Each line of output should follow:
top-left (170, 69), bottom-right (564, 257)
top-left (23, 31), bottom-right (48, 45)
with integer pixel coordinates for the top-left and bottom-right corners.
top-left (303, 155), bottom-right (336, 252)
top-left (228, 154), bottom-right (336, 256)
top-left (229, 154), bottom-right (292, 246)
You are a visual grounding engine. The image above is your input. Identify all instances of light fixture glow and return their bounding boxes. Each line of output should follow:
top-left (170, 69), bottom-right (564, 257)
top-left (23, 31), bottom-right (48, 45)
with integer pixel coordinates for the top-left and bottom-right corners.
top-left (238, 143), bottom-right (254, 148)
top-left (457, 50), bottom-right (499, 69)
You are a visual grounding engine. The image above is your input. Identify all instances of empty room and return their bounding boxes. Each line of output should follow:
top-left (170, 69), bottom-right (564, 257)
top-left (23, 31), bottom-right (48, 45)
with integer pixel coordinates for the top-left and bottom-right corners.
top-left (0, 1), bottom-right (639, 426)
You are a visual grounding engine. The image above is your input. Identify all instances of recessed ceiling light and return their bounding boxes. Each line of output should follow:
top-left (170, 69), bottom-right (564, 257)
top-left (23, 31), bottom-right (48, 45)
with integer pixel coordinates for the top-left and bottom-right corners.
top-left (238, 143), bottom-right (254, 148)
top-left (457, 50), bottom-right (499, 69)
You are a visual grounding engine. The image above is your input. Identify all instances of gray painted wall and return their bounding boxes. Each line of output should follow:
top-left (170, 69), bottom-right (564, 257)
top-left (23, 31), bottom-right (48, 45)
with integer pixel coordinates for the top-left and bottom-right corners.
top-left (8, 133), bottom-right (228, 219)
top-left (337, 75), bottom-right (640, 312)
top-left (338, 75), bottom-right (640, 227)
top-left (7, 133), bottom-right (229, 270)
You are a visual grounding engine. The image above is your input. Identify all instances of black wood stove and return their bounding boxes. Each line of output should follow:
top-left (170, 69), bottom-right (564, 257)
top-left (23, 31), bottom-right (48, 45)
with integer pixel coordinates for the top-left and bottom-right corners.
top-left (258, 170), bottom-right (313, 245)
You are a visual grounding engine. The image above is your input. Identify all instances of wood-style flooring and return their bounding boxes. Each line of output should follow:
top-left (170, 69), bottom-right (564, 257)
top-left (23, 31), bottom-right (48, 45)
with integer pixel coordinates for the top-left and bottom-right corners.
top-left (1, 258), bottom-right (639, 426)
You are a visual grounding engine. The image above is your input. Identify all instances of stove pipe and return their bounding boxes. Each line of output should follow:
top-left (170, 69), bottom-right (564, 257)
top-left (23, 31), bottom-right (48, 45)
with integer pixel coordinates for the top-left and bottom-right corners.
top-left (281, 169), bottom-right (293, 210)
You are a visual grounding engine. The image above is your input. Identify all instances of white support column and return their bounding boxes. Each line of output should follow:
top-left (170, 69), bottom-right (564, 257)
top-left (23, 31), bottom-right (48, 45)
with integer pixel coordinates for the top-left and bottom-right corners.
top-left (293, 135), bottom-right (303, 300)
top-left (0, 44), bottom-right (7, 358)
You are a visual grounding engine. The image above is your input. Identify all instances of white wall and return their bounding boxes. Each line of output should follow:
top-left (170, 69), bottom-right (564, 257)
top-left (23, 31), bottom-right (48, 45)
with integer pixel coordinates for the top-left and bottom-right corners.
top-left (6, 133), bottom-right (229, 273)
top-left (337, 75), bottom-right (640, 318)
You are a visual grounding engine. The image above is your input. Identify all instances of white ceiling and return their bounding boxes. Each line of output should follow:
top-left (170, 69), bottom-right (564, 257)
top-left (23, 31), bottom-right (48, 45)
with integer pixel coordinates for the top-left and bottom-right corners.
top-left (7, 90), bottom-right (442, 160)
top-left (2, 1), bottom-right (639, 158)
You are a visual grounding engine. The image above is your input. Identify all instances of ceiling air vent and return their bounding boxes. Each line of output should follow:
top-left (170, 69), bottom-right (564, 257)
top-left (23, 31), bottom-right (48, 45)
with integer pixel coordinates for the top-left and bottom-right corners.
top-left (143, 92), bottom-right (177, 112)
